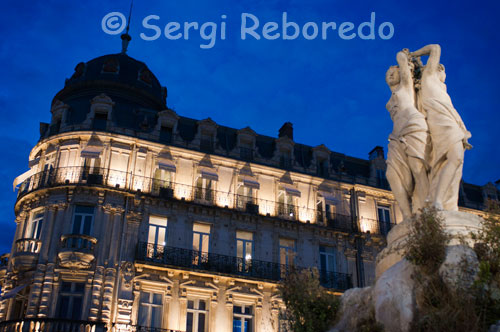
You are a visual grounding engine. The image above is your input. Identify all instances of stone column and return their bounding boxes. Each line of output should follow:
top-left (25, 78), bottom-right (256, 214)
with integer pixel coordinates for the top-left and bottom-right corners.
top-left (25, 264), bottom-right (46, 317)
top-left (101, 267), bottom-right (116, 323)
top-left (88, 266), bottom-right (104, 321)
top-left (37, 264), bottom-right (55, 317)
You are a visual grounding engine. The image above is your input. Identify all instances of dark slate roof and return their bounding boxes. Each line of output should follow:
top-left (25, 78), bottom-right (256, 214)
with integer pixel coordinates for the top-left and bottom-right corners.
top-left (56, 53), bottom-right (166, 109)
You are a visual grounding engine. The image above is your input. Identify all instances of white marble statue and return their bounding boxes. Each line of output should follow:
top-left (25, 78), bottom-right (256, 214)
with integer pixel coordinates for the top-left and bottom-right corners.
top-left (385, 50), bottom-right (429, 219)
top-left (410, 44), bottom-right (472, 211)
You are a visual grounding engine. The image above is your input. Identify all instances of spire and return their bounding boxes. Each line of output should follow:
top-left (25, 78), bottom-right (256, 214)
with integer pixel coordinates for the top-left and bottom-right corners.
top-left (121, 0), bottom-right (134, 53)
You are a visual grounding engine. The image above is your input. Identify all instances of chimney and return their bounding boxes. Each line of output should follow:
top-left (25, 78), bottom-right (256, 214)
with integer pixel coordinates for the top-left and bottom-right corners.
top-left (278, 122), bottom-right (293, 140)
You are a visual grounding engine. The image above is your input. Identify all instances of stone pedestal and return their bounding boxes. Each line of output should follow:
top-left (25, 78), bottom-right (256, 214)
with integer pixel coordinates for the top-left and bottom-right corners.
top-left (375, 210), bottom-right (482, 279)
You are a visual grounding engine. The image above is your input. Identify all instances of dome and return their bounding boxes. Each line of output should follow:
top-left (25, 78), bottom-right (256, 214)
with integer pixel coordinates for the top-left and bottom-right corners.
top-left (57, 53), bottom-right (166, 108)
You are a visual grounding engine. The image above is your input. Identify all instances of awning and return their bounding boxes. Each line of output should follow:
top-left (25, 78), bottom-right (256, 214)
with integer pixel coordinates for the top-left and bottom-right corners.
top-left (243, 178), bottom-right (260, 189)
top-left (318, 191), bottom-right (339, 205)
top-left (284, 187), bottom-right (301, 197)
top-left (2, 284), bottom-right (28, 300)
top-left (13, 169), bottom-right (33, 191)
top-left (201, 170), bottom-right (218, 181)
top-left (81, 145), bottom-right (103, 159)
top-left (158, 162), bottom-right (176, 172)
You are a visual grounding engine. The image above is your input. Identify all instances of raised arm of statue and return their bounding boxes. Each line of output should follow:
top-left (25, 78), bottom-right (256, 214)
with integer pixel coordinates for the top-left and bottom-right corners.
top-left (396, 50), bottom-right (413, 91)
top-left (411, 44), bottom-right (441, 74)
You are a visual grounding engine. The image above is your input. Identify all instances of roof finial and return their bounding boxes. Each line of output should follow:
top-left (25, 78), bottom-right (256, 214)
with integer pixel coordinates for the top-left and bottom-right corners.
top-left (120, 0), bottom-right (134, 53)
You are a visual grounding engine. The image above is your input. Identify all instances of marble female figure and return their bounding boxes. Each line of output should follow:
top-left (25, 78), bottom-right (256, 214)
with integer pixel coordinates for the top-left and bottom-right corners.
top-left (411, 44), bottom-right (471, 211)
top-left (385, 50), bottom-right (429, 220)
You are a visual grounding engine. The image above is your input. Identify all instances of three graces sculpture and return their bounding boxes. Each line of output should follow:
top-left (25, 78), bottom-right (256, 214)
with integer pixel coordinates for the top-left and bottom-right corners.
top-left (386, 44), bottom-right (472, 219)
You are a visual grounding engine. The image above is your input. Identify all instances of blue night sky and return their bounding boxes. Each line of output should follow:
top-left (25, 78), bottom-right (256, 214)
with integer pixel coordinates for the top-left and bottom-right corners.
top-left (0, 0), bottom-right (498, 253)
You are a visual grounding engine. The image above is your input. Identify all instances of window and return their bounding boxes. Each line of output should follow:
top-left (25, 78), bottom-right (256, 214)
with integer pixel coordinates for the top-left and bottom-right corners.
top-left (187, 299), bottom-right (208, 332)
top-left (236, 231), bottom-right (253, 272)
top-left (70, 205), bottom-right (94, 248)
top-left (236, 185), bottom-right (257, 212)
top-left (27, 212), bottom-right (44, 239)
top-left (195, 177), bottom-right (213, 202)
top-left (147, 216), bottom-right (168, 259)
top-left (233, 305), bottom-right (253, 332)
top-left (279, 238), bottom-right (296, 276)
top-left (192, 223), bottom-right (211, 265)
top-left (153, 168), bottom-right (174, 196)
top-left (376, 170), bottom-right (389, 189)
top-left (57, 282), bottom-right (85, 320)
top-left (92, 112), bottom-right (107, 130)
top-left (200, 132), bottom-right (214, 152)
top-left (277, 191), bottom-right (297, 220)
top-left (82, 157), bottom-right (102, 183)
top-left (239, 140), bottom-right (253, 161)
top-left (377, 205), bottom-right (392, 235)
top-left (138, 291), bottom-right (163, 329)
top-left (160, 126), bottom-right (173, 144)
top-left (279, 150), bottom-right (292, 169)
top-left (72, 205), bottom-right (94, 235)
top-left (317, 158), bottom-right (329, 177)
top-left (316, 199), bottom-right (336, 224)
top-left (320, 246), bottom-right (336, 273)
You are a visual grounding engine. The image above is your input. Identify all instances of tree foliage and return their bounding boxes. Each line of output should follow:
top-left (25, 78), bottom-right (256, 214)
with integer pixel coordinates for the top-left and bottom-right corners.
top-left (278, 268), bottom-right (340, 332)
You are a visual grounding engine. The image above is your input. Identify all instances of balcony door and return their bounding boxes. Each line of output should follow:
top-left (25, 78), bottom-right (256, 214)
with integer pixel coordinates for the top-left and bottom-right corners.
top-left (195, 177), bottom-right (213, 203)
top-left (57, 282), bottom-right (85, 320)
top-left (70, 205), bottom-right (94, 248)
top-left (377, 205), bottom-right (392, 235)
top-left (236, 231), bottom-right (253, 273)
top-left (147, 216), bottom-right (168, 259)
top-left (27, 212), bottom-right (44, 240)
top-left (192, 223), bottom-right (210, 266)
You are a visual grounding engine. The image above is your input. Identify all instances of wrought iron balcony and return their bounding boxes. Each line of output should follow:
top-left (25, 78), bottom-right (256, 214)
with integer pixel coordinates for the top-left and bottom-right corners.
top-left (136, 242), bottom-right (352, 291)
top-left (11, 238), bottom-right (41, 272)
top-left (58, 234), bottom-right (97, 269)
top-left (15, 166), bottom-right (391, 236)
top-left (359, 217), bottom-right (396, 236)
top-left (111, 324), bottom-right (182, 332)
top-left (0, 318), bottom-right (106, 332)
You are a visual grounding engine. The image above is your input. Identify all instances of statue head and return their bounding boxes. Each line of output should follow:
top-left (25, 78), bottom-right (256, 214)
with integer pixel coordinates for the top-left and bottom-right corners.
top-left (437, 64), bottom-right (446, 82)
top-left (386, 66), bottom-right (400, 87)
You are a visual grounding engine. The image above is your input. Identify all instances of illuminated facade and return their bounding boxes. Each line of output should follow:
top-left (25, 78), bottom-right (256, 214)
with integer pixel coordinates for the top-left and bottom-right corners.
top-left (0, 52), bottom-right (495, 332)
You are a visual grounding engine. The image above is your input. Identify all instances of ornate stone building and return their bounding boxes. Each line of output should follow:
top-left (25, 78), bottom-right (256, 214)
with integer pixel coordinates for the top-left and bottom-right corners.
top-left (0, 51), bottom-right (495, 332)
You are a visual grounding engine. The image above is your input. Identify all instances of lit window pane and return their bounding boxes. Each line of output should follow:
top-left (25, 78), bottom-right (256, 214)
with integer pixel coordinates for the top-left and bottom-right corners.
top-left (236, 231), bottom-right (252, 241)
top-left (193, 223), bottom-right (211, 233)
top-left (193, 233), bottom-right (200, 251)
top-left (149, 216), bottom-right (168, 226)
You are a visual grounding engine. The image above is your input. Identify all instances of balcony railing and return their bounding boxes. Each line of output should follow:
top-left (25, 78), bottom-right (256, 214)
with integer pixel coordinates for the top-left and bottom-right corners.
top-left (0, 318), bottom-right (106, 332)
top-left (136, 242), bottom-right (352, 291)
top-left (359, 217), bottom-right (396, 236)
top-left (15, 238), bottom-right (42, 254)
top-left (58, 234), bottom-right (98, 269)
top-left (15, 166), bottom-right (391, 235)
top-left (111, 325), bottom-right (181, 332)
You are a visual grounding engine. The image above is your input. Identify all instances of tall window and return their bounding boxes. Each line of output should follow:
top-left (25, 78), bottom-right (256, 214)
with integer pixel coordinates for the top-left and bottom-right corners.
top-left (195, 177), bottom-right (213, 202)
top-left (236, 231), bottom-right (253, 272)
top-left (317, 158), bottom-right (329, 177)
top-left (138, 291), bottom-right (163, 329)
top-left (27, 211), bottom-right (44, 239)
top-left (377, 205), bottom-right (392, 235)
top-left (277, 191), bottom-right (297, 220)
top-left (192, 223), bottom-right (211, 265)
top-left (82, 157), bottom-right (102, 184)
top-left (320, 246), bottom-right (336, 273)
top-left (279, 238), bottom-right (296, 277)
top-left (92, 112), bottom-right (107, 130)
top-left (72, 205), bottom-right (94, 235)
top-left (236, 185), bottom-right (256, 212)
top-left (187, 299), bottom-right (208, 332)
top-left (233, 304), bottom-right (253, 332)
top-left (200, 132), bottom-right (214, 152)
top-left (57, 282), bottom-right (85, 320)
top-left (71, 205), bottom-right (94, 248)
top-left (147, 216), bottom-right (168, 259)
top-left (279, 150), bottom-right (292, 169)
top-left (153, 169), bottom-right (173, 195)
top-left (160, 126), bottom-right (173, 144)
